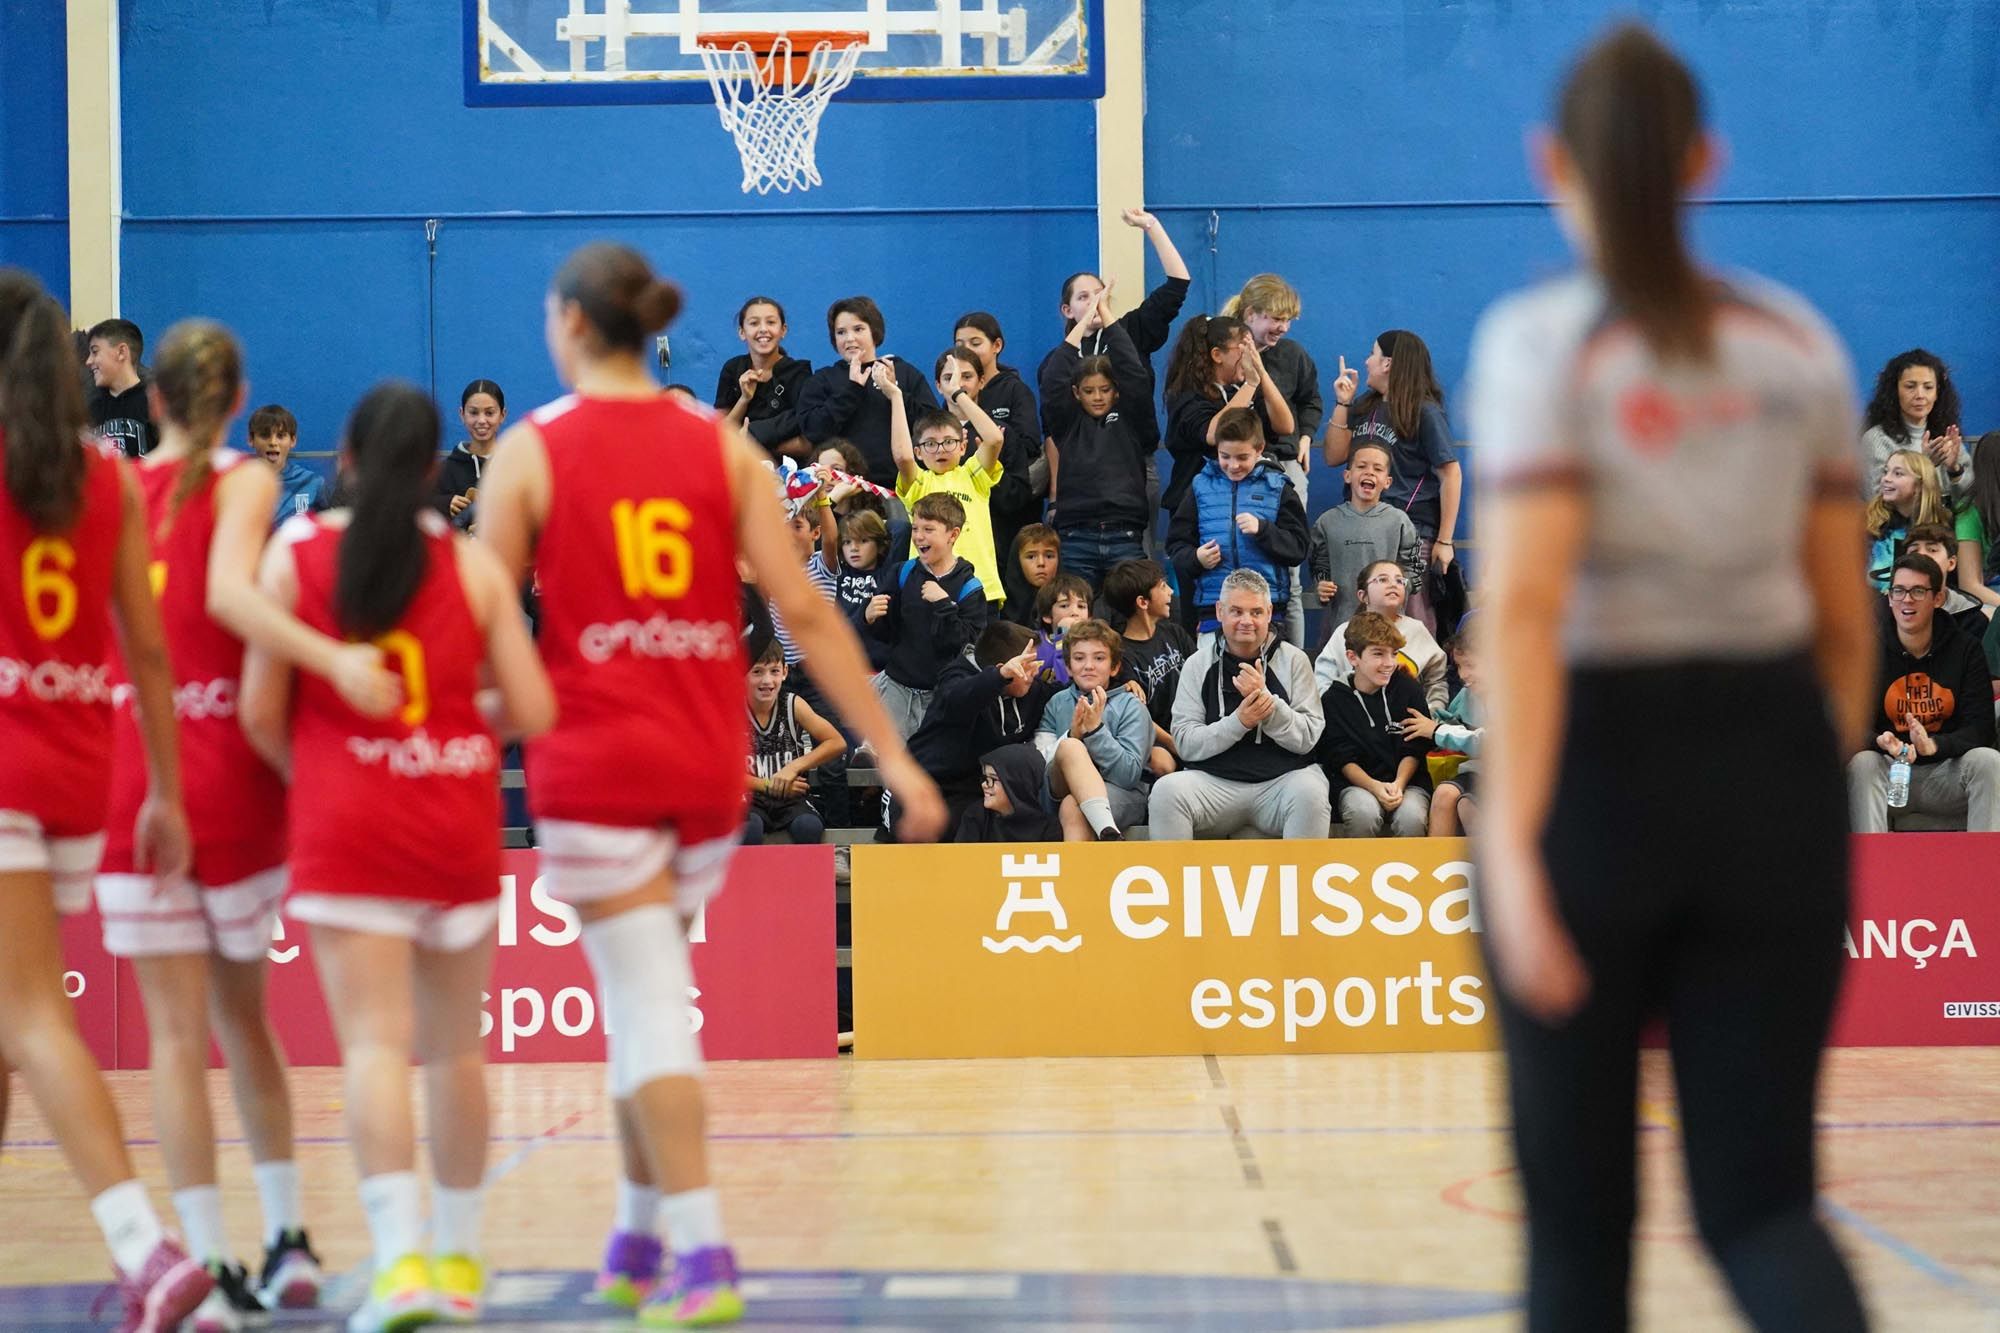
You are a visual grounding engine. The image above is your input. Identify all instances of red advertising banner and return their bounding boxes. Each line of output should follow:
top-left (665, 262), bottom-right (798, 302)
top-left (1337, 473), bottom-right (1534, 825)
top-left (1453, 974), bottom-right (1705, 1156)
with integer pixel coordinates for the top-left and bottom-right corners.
top-left (1829, 833), bottom-right (2000, 1046)
top-left (61, 844), bottom-right (835, 1066)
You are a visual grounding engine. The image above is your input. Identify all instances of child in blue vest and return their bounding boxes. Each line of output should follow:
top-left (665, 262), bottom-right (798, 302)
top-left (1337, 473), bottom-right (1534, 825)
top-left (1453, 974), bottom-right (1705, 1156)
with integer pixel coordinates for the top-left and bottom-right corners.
top-left (1166, 406), bottom-right (1308, 636)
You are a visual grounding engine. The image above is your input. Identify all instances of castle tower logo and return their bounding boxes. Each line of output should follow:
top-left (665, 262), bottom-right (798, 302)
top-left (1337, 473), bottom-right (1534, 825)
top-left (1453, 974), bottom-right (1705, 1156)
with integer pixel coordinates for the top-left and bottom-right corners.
top-left (981, 853), bottom-right (1083, 954)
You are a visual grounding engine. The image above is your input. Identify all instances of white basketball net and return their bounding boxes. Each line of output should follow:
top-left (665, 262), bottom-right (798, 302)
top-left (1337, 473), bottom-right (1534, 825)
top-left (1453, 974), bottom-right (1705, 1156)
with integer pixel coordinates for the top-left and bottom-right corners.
top-left (698, 36), bottom-right (864, 195)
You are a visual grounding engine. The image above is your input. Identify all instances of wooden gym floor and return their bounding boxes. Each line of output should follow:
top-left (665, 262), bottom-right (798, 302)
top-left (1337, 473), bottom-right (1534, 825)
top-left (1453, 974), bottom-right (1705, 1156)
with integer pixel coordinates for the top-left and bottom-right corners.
top-left (1, 1048), bottom-right (1996, 1329)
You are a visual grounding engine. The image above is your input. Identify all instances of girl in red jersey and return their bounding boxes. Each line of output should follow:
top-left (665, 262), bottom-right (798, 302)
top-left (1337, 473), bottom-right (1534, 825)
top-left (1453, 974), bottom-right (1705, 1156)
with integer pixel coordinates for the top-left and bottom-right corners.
top-left (94, 320), bottom-right (398, 1327)
top-left (240, 383), bottom-right (554, 1333)
top-left (478, 242), bottom-right (945, 1328)
top-left (0, 269), bottom-right (212, 1330)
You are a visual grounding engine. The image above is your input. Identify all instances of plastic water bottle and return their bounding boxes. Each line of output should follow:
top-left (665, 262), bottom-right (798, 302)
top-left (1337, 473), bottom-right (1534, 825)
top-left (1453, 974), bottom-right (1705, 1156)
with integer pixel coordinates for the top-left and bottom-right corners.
top-left (1887, 758), bottom-right (1911, 809)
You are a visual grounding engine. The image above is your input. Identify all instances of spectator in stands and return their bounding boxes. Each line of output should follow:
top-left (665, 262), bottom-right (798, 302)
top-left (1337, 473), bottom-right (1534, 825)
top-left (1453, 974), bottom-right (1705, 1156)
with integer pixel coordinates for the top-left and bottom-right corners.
top-left (1848, 553), bottom-right (2000, 832)
top-left (1320, 612), bottom-right (1432, 837)
top-left (1167, 408), bottom-right (1308, 636)
top-left (1041, 295), bottom-right (1156, 587)
top-left (247, 403), bottom-right (329, 530)
top-left (887, 623), bottom-right (1055, 840)
top-left (888, 357), bottom-right (1007, 609)
top-left (1866, 449), bottom-right (1950, 588)
top-left (1402, 620), bottom-right (1483, 836)
top-left (1951, 432), bottom-right (2000, 609)
top-left (1002, 523), bottom-right (1061, 627)
top-left (743, 638), bottom-right (844, 845)
top-left (433, 378), bottom-right (504, 529)
top-left (1900, 523), bottom-right (1988, 635)
top-left (951, 312), bottom-right (1042, 559)
top-left (1223, 274), bottom-right (1321, 644)
top-left (1306, 438), bottom-right (1421, 642)
top-left (815, 436), bottom-right (902, 562)
top-left (1036, 619), bottom-right (1151, 839)
top-left (1039, 207), bottom-right (1191, 429)
top-left (955, 746), bottom-right (1064, 844)
top-left (864, 492), bottom-right (989, 735)
top-left (821, 506), bottom-right (889, 666)
top-left (716, 296), bottom-right (812, 459)
top-left (1104, 558), bottom-right (1196, 752)
top-left (797, 295), bottom-right (939, 485)
top-left (1861, 348), bottom-right (1967, 500)
top-left (761, 493), bottom-right (839, 675)
top-left (1031, 573), bottom-right (1094, 689)
top-left (1316, 559), bottom-right (1450, 710)
top-left (1148, 570), bottom-right (1329, 840)
top-left (84, 317), bottom-right (153, 457)
top-left (1162, 316), bottom-right (1295, 518)
top-left (1321, 330), bottom-right (1461, 606)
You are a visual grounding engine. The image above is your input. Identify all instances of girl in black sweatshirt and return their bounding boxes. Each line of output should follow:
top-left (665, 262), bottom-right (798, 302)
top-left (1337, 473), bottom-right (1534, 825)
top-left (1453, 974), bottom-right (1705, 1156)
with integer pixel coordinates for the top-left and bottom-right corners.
top-left (714, 295), bottom-right (812, 458)
top-left (1041, 317), bottom-right (1159, 590)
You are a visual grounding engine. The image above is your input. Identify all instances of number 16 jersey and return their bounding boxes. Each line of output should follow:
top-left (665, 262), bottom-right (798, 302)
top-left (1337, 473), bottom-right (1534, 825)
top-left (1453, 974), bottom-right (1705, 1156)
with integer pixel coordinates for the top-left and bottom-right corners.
top-left (523, 394), bottom-right (749, 830)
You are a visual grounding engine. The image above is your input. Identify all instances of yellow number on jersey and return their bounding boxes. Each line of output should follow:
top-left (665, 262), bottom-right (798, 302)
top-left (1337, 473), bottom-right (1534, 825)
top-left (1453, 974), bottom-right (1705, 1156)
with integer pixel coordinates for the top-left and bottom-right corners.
top-left (374, 629), bottom-right (430, 728)
top-left (22, 538), bottom-right (79, 641)
top-left (610, 498), bottom-right (694, 600)
top-left (149, 560), bottom-right (168, 599)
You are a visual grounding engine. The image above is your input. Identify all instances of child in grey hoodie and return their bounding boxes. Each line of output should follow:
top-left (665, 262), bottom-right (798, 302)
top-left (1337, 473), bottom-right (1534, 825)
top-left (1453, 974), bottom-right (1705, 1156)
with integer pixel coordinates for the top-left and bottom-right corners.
top-left (1306, 438), bottom-right (1421, 634)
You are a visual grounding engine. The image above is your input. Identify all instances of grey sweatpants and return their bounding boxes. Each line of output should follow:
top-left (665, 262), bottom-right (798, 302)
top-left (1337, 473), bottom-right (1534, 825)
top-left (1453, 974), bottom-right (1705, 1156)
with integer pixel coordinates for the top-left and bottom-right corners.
top-left (1846, 748), bottom-right (2000, 833)
top-left (1338, 784), bottom-right (1430, 838)
top-left (1147, 766), bottom-right (1330, 840)
top-left (873, 674), bottom-right (931, 740)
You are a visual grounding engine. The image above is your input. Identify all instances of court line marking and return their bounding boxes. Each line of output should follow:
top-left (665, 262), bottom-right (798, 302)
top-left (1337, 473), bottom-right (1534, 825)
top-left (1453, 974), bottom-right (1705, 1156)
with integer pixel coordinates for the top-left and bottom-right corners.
top-left (487, 1108), bottom-right (585, 1185)
top-left (1820, 1197), bottom-right (2000, 1313)
top-left (4, 1116), bottom-right (1994, 1152)
top-left (1261, 1218), bottom-right (1298, 1275)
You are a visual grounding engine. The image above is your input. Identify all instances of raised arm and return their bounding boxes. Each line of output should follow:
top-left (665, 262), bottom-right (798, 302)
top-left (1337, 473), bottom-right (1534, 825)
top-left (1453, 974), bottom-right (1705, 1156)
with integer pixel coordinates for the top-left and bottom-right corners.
top-left (877, 361), bottom-right (919, 485)
top-left (1125, 208), bottom-right (1190, 282)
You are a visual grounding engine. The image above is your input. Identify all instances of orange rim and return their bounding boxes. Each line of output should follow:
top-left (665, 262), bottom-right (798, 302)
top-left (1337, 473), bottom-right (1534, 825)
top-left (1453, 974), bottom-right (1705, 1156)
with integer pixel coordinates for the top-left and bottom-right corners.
top-left (699, 29), bottom-right (867, 87)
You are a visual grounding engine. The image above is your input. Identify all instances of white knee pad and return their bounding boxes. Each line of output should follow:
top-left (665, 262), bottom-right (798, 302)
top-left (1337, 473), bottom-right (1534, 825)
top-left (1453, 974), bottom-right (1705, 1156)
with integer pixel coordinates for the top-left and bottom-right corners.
top-left (580, 904), bottom-right (703, 1097)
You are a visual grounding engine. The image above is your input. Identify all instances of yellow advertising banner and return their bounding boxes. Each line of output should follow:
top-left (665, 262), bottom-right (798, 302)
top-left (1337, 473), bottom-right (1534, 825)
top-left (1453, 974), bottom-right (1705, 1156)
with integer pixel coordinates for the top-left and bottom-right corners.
top-left (852, 839), bottom-right (1499, 1059)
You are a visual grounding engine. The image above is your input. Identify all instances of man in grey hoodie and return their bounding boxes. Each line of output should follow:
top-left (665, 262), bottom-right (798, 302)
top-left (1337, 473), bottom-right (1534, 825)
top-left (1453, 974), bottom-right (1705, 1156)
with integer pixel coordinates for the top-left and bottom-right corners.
top-left (1148, 570), bottom-right (1330, 840)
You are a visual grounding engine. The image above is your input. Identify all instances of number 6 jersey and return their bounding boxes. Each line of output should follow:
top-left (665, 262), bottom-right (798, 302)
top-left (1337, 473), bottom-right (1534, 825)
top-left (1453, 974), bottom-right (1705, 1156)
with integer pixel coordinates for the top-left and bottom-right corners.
top-left (282, 510), bottom-right (500, 905)
top-left (522, 393), bottom-right (748, 830)
top-left (0, 439), bottom-right (124, 837)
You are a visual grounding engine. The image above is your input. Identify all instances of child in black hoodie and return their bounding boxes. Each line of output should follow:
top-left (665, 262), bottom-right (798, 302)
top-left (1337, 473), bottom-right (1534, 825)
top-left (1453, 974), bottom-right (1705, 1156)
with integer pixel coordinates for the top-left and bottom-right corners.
top-left (1320, 612), bottom-right (1432, 838)
top-left (955, 744), bottom-right (1065, 844)
top-left (1041, 318), bottom-right (1159, 589)
top-left (865, 492), bottom-right (991, 736)
top-left (884, 622), bottom-right (1053, 841)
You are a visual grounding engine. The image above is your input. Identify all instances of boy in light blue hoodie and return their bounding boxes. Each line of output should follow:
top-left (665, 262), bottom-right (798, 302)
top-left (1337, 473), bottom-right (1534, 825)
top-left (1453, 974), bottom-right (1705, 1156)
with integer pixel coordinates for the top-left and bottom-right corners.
top-left (249, 404), bottom-right (329, 529)
top-left (1401, 616), bottom-right (1483, 836)
top-left (1035, 618), bottom-right (1152, 839)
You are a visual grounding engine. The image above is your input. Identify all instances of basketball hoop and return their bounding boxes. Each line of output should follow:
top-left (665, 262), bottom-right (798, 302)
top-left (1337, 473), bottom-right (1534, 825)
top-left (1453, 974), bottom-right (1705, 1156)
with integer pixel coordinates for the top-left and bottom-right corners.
top-left (697, 31), bottom-right (866, 195)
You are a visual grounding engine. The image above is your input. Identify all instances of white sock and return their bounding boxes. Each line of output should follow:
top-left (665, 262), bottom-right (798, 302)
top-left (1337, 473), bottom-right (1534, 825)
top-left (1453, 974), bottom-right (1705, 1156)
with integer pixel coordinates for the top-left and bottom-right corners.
top-left (1079, 796), bottom-right (1118, 838)
top-left (430, 1185), bottom-right (485, 1258)
top-left (92, 1179), bottom-right (166, 1277)
top-left (171, 1185), bottom-right (227, 1263)
top-left (252, 1160), bottom-right (303, 1245)
top-left (357, 1172), bottom-right (423, 1273)
top-left (657, 1187), bottom-right (725, 1254)
top-left (616, 1179), bottom-right (661, 1236)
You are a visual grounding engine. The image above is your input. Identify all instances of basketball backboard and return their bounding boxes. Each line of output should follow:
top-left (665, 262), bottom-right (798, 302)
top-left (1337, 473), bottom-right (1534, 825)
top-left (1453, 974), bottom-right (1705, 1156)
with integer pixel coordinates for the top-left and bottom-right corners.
top-left (464, 0), bottom-right (1104, 105)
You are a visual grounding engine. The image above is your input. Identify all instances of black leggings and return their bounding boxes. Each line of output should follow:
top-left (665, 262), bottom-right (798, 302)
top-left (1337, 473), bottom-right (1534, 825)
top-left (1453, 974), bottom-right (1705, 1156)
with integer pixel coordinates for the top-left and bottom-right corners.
top-left (1489, 655), bottom-right (1866, 1332)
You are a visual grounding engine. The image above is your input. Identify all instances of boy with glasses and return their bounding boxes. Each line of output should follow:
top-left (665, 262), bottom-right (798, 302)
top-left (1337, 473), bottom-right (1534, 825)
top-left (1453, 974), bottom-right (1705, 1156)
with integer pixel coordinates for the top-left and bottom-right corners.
top-left (881, 362), bottom-right (1010, 610)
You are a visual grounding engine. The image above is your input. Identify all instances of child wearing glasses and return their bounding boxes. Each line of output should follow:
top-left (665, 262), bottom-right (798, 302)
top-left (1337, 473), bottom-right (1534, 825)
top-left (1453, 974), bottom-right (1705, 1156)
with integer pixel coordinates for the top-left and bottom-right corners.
top-left (1312, 558), bottom-right (1449, 710)
top-left (882, 352), bottom-right (1009, 610)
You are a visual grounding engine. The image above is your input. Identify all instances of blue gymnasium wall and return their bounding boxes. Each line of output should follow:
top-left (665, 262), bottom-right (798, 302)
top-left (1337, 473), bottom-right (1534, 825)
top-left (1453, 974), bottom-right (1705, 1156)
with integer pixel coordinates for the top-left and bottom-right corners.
top-left (117, 0), bottom-right (1096, 461)
top-left (118, 0), bottom-right (2000, 514)
top-left (1144, 0), bottom-right (2000, 526)
top-left (0, 3), bottom-right (71, 307)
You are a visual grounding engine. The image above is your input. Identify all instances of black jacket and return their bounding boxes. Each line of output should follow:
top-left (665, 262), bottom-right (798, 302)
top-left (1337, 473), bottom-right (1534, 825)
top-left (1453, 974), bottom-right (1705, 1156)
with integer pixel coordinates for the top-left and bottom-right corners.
top-left (975, 367), bottom-right (1043, 541)
top-left (1162, 388), bottom-right (1227, 514)
top-left (431, 442), bottom-right (488, 522)
top-left (953, 744), bottom-right (1063, 843)
top-left (796, 357), bottom-right (940, 487)
top-left (1318, 673), bottom-right (1433, 787)
top-left (1036, 275), bottom-right (1191, 437)
top-left (1873, 611), bottom-right (1997, 763)
top-left (906, 655), bottom-right (1058, 794)
top-left (1254, 338), bottom-right (1323, 452)
top-left (714, 353), bottom-right (812, 454)
top-left (872, 555), bottom-right (991, 689)
top-left (1041, 323), bottom-right (1158, 531)
top-left (87, 379), bottom-right (154, 458)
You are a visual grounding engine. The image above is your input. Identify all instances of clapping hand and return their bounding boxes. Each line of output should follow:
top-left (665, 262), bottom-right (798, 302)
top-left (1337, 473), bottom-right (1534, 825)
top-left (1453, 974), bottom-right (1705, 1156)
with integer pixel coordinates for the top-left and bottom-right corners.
top-left (870, 359), bottom-right (901, 398)
top-left (1910, 718), bottom-right (1938, 758)
top-left (1072, 686), bottom-right (1107, 737)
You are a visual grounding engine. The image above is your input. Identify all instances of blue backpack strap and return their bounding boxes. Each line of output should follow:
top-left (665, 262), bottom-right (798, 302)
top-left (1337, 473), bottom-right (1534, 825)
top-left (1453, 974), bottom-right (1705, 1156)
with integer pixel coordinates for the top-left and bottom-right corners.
top-left (899, 557), bottom-right (921, 589)
top-left (955, 575), bottom-right (985, 603)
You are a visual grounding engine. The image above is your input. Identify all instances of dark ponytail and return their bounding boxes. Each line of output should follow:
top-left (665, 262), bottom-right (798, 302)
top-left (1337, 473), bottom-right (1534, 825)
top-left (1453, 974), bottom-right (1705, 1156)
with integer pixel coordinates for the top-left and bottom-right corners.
top-left (1558, 23), bottom-right (1712, 360)
top-left (335, 382), bottom-right (439, 641)
top-left (1163, 314), bottom-right (1246, 400)
top-left (0, 269), bottom-right (89, 534)
top-left (553, 242), bottom-right (682, 353)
